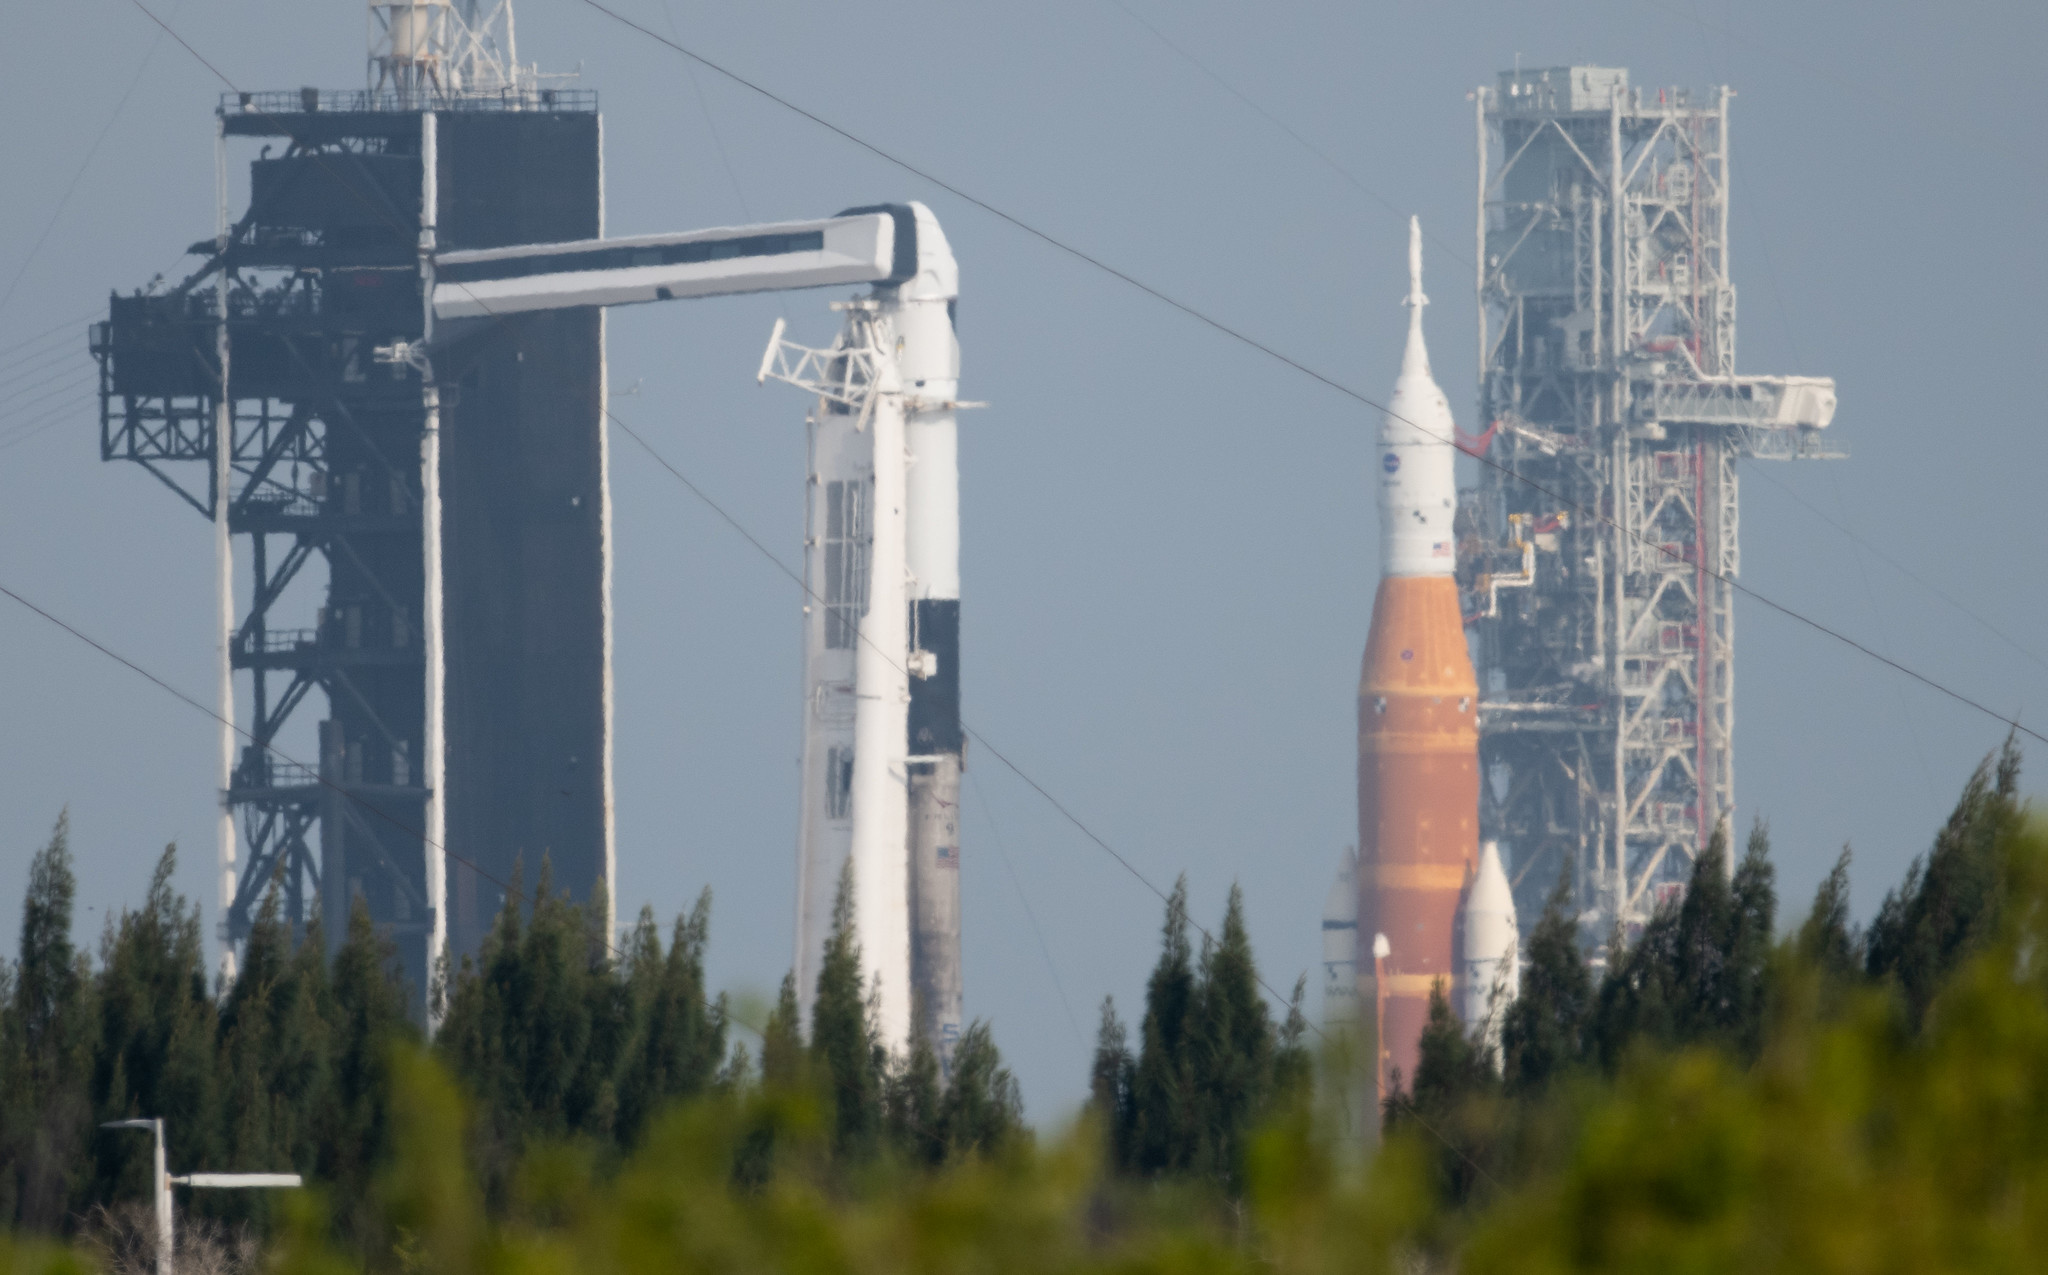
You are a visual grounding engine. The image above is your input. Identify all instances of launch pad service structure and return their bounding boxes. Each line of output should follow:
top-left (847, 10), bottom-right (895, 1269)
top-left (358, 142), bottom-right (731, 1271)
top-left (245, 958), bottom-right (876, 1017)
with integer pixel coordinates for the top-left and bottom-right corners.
top-left (90, 1), bottom-right (970, 1060)
top-left (1466, 66), bottom-right (1838, 944)
top-left (92, 4), bottom-right (609, 1009)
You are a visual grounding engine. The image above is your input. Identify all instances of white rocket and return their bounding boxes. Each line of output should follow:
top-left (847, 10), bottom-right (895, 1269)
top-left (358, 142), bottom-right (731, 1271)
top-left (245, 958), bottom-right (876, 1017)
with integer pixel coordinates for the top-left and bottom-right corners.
top-left (789, 203), bottom-right (964, 1060)
top-left (896, 206), bottom-right (967, 1067)
top-left (428, 202), bottom-right (964, 1059)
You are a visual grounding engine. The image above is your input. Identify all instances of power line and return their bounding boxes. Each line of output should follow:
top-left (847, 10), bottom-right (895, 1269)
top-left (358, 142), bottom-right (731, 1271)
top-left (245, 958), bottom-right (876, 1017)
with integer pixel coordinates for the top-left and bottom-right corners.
top-left (966, 769), bottom-right (1086, 1053)
top-left (0, 4), bottom-right (179, 317)
top-left (0, 315), bottom-right (98, 375)
top-left (575, 0), bottom-right (2048, 755)
top-left (0, 388), bottom-right (102, 454)
top-left (1099, 0), bottom-right (1470, 270)
top-left (0, 355), bottom-right (93, 411)
top-left (1742, 458), bottom-right (2048, 679)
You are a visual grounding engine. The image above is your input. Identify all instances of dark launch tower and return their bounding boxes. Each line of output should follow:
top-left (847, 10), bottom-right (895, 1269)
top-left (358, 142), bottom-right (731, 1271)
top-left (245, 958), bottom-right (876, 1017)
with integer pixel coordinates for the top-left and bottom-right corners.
top-left (91, 72), bottom-right (610, 1008)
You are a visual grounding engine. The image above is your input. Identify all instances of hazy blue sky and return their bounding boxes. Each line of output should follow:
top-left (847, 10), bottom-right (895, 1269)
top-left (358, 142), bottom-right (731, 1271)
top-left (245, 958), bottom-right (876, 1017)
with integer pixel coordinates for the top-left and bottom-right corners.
top-left (2, 0), bottom-right (2044, 1120)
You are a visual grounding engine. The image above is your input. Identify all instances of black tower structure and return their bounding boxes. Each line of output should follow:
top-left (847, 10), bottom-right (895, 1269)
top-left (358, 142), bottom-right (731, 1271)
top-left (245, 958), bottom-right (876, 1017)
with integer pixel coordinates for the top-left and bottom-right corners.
top-left (92, 85), bottom-right (611, 1009)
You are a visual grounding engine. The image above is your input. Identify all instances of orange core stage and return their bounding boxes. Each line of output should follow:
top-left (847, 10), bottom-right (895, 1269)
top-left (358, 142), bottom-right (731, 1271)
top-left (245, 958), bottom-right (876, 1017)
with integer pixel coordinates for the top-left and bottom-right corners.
top-left (1356, 572), bottom-right (1479, 1100)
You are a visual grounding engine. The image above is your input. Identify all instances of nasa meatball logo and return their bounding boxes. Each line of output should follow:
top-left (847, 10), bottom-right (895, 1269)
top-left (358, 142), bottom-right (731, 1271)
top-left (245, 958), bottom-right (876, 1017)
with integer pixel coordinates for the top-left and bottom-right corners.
top-left (1382, 452), bottom-right (1401, 474)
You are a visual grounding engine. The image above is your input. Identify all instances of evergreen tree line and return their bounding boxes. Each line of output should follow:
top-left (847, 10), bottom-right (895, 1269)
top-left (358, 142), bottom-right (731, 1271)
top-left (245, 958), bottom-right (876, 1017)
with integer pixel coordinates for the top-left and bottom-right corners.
top-left (1087, 880), bottom-right (1314, 1187)
top-left (1391, 737), bottom-right (2026, 1208)
top-left (0, 830), bottom-right (1021, 1244)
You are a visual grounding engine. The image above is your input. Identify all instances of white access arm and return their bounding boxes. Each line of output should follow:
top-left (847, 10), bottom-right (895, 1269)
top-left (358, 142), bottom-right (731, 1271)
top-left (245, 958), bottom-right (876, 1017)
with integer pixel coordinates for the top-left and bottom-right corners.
top-left (432, 210), bottom-right (908, 320)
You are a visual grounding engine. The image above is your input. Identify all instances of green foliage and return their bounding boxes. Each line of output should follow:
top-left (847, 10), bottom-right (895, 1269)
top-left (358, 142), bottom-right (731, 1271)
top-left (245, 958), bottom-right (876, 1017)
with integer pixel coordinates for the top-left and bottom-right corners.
top-left (1457, 820), bottom-right (2048, 1274)
top-left (214, 887), bottom-right (330, 1224)
top-left (319, 896), bottom-right (417, 1238)
top-left (1499, 873), bottom-right (1592, 1094)
top-left (0, 815), bottom-right (93, 1231)
top-left (1111, 877), bottom-right (1303, 1189)
top-left (1129, 877), bottom-right (1198, 1173)
top-left (1866, 736), bottom-right (2021, 1024)
top-left (1086, 996), bottom-right (1134, 1164)
top-left (614, 894), bottom-right (725, 1145)
top-left (936, 1021), bottom-right (1024, 1159)
top-left (1591, 820), bottom-right (1778, 1066)
top-left (810, 863), bottom-right (883, 1160)
top-left (1796, 845), bottom-right (1860, 978)
top-left (10, 735), bottom-right (2048, 1271)
top-left (1385, 982), bottom-right (1500, 1207)
top-left (88, 845), bottom-right (221, 1208)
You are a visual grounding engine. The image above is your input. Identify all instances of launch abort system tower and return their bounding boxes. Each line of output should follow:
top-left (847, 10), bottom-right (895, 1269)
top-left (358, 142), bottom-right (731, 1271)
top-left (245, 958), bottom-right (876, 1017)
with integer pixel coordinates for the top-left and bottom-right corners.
top-left (91, 6), bottom-right (610, 1007)
top-left (1465, 67), bottom-right (1838, 938)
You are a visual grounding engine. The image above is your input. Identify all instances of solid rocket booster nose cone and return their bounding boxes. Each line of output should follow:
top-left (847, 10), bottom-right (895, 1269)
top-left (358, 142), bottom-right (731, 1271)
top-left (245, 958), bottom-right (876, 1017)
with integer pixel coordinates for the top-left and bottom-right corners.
top-left (1457, 839), bottom-right (1520, 1038)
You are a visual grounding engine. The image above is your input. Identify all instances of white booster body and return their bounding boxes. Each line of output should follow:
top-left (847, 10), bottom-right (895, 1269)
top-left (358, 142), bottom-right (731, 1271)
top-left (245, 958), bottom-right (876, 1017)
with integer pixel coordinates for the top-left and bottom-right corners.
top-left (1380, 217), bottom-right (1459, 580)
top-left (847, 349), bottom-right (913, 1050)
top-left (895, 204), bottom-right (967, 1067)
top-left (1456, 838), bottom-right (1520, 1047)
top-left (794, 377), bottom-right (874, 1027)
top-left (1322, 845), bottom-right (1360, 1030)
top-left (793, 203), bottom-right (961, 1056)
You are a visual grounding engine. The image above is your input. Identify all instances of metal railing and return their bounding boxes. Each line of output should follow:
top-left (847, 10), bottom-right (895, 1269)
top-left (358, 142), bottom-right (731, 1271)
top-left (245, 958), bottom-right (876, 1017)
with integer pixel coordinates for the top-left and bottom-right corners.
top-left (236, 628), bottom-right (320, 656)
top-left (220, 88), bottom-right (596, 117)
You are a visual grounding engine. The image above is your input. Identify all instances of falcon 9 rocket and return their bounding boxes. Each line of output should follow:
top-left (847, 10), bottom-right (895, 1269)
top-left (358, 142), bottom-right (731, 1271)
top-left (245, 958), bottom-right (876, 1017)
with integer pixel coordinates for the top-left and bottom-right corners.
top-left (1358, 217), bottom-right (1481, 1102)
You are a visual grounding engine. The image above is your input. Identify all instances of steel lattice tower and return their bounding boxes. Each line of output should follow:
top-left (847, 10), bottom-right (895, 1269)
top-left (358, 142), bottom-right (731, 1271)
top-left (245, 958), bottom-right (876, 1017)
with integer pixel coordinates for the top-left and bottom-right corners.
top-left (92, 3), bottom-right (610, 1010)
top-left (1464, 66), bottom-right (1840, 941)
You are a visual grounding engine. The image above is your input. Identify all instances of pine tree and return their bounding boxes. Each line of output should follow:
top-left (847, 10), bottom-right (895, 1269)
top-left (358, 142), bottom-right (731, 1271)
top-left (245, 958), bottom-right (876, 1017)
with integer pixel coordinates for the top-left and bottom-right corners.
top-left (1797, 847), bottom-right (1860, 978)
top-left (1272, 976), bottom-right (1313, 1106)
top-left (214, 883), bottom-right (330, 1225)
top-left (1592, 821), bottom-right (1776, 1065)
top-left (1087, 996), bottom-right (1135, 1167)
top-left (615, 892), bottom-right (726, 1146)
top-left (1722, 820), bottom-right (1779, 1058)
top-left (937, 1021), bottom-right (1023, 1159)
top-left (811, 865), bottom-right (881, 1161)
top-left (2, 814), bottom-right (93, 1230)
top-left (1866, 739), bottom-right (2021, 1026)
top-left (88, 845), bottom-right (219, 1209)
top-left (319, 893), bottom-right (415, 1236)
top-left (1388, 981), bottom-right (1499, 1202)
top-left (438, 857), bottom-right (635, 1197)
top-left (759, 973), bottom-right (806, 1092)
top-left (1499, 873), bottom-right (1591, 1094)
top-left (1130, 877), bottom-right (1198, 1174)
top-left (885, 1020), bottom-right (943, 1166)
top-left (1188, 884), bottom-right (1274, 1185)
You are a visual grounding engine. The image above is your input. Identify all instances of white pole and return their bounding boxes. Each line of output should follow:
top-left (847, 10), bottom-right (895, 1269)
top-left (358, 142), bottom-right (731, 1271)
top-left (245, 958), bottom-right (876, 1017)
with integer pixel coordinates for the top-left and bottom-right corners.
top-left (152, 1119), bottom-right (173, 1275)
top-left (847, 321), bottom-right (912, 1051)
top-left (213, 116), bottom-right (238, 986)
top-left (419, 111), bottom-right (447, 1016)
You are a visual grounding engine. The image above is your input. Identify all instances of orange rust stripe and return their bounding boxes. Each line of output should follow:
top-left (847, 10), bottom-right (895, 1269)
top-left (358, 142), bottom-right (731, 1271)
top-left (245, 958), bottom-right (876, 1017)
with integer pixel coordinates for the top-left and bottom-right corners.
top-left (1358, 733), bottom-right (1479, 753)
top-left (1364, 862), bottom-right (1469, 890)
top-left (1364, 973), bottom-right (1459, 997)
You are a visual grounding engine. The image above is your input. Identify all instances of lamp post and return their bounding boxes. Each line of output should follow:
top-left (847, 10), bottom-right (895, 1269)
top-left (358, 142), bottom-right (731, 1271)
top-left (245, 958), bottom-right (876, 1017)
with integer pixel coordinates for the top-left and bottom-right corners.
top-left (100, 1119), bottom-right (303, 1275)
top-left (1371, 931), bottom-right (1392, 1108)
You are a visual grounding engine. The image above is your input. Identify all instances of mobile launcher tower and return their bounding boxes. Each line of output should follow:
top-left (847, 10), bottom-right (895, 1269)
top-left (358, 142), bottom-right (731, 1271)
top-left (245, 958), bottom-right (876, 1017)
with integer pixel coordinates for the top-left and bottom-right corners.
top-left (1465, 66), bottom-right (1839, 939)
top-left (91, 3), bottom-right (609, 1007)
